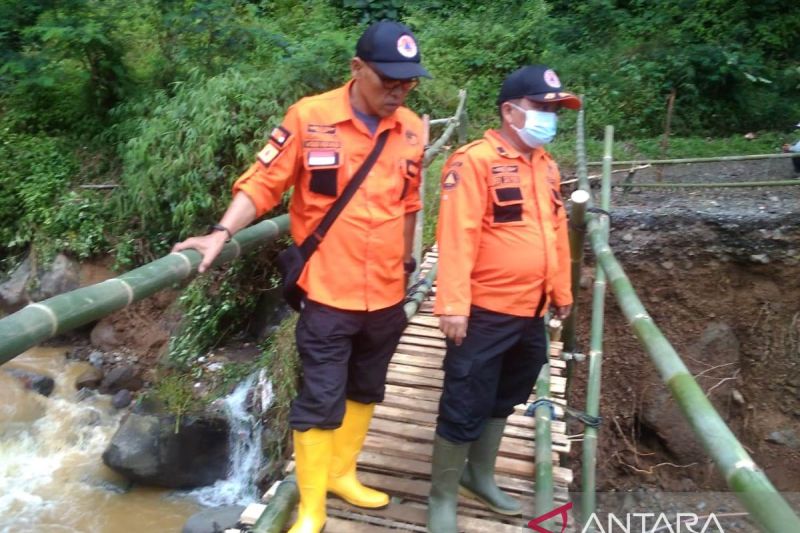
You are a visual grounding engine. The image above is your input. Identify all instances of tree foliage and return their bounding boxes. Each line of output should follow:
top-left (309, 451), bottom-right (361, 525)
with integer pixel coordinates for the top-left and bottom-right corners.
top-left (1, 0), bottom-right (798, 353)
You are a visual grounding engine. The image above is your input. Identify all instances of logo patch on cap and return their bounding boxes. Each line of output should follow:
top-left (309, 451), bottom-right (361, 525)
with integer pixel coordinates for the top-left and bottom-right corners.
top-left (543, 69), bottom-right (560, 88)
top-left (397, 35), bottom-right (417, 58)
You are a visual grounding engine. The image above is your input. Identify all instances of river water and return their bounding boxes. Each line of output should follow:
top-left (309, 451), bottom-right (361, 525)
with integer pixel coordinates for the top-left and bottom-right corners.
top-left (0, 348), bottom-right (203, 533)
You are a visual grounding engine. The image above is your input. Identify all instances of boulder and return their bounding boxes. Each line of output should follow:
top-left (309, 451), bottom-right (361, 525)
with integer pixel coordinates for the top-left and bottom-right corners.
top-left (0, 256), bottom-right (32, 313)
top-left (3, 368), bottom-right (55, 397)
top-left (33, 253), bottom-right (80, 301)
top-left (102, 412), bottom-right (230, 489)
top-left (99, 365), bottom-right (143, 394)
top-left (111, 389), bottom-right (133, 409)
top-left (639, 322), bottom-right (741, 464)
top-left (75, 367), bottom-right (104, 390)
top-left (182, 505), bottom-right (245, 533)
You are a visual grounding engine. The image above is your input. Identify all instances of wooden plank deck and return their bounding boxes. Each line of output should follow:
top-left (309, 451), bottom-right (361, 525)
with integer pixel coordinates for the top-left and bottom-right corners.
top-left (279, 250), bottom-right (574, 532)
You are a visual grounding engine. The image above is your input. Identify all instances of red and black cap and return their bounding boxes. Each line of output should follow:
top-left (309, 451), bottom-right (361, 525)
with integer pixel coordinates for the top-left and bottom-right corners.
top-left (356, 21), bottom-right (431, 80)
top-left (497, 65), bottom-right (581, 110)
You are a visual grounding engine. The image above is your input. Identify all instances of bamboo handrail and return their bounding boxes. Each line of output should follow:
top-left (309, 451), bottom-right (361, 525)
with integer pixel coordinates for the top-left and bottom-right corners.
top-left (579, 130), bottom-right (800, 529)
top-left (587, 151), bottom-right (798, 166)
top-left (581, 126), bottom-right (614, 529)
top-left (621, 179), bottom-right (800, 188)
top-left (0, 215), bottom-right (290, 364)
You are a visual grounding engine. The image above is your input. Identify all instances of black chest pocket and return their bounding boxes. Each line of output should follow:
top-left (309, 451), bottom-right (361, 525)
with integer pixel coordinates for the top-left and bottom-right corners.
top-left (491, 186), bottom-right (524, 224)
top-left (304, 149), bottom-right (341, 197)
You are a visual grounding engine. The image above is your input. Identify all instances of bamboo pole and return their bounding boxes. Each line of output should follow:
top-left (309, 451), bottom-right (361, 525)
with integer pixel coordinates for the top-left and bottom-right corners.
top-left (403, 261), bottom-right (438, 319)
top-left (575, 101), bottom-right (592, 193)
top-left (562, 190), bottom-right (589, 358)
top-left (587, 151), bottom-right (798, 166)
top-left (412, 114), bottom-right (431, 276)
top-left (423, 89), bottom-right (467, 167)
top-left (621, 179), bottom-right (800, 188)
top-left (0, 215), bottom-right (290, 364)
top-left (251, 476), bottom-right (299, 533)
top-left (563, 97), bottom-right (589, 364)
top-left (581, 126), bottom-right (613, 529)
top-left (534, 328), bottom-right (555, 528)
top-left (586, 217), bottom-right (800, 533)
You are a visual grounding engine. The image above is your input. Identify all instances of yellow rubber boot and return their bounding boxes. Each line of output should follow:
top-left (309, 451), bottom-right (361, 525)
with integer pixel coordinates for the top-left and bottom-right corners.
top-left (288, 429), bottom-right (333, 533)
top-left (328, 400), bottom-right (390, 508)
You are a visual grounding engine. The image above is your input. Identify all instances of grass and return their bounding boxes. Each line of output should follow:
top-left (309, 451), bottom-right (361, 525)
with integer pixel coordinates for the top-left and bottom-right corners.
top-left (549, 132), bottom-right (790, 166)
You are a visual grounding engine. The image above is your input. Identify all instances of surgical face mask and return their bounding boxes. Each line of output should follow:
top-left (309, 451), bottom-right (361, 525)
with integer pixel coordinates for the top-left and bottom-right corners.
top-left (509, 103), bottom-right (558, 148)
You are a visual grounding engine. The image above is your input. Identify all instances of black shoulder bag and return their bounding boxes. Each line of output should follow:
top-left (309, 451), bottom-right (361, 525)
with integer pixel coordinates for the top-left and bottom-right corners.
top-left (277, 128), bottom-right (391, 311)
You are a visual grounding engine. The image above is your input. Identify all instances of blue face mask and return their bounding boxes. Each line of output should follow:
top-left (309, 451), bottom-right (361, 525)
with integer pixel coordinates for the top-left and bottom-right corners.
top-left (510, 103), bottom-right (558, 148)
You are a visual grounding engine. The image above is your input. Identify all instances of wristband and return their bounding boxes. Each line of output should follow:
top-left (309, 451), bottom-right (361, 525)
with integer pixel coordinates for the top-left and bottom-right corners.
top-left (209, 223), bottom-right (232, 241)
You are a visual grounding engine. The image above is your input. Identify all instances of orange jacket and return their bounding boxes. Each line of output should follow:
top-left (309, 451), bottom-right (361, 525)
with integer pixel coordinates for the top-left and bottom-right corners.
top-left (233, 81), bottom-right (424, 311)
top-left (434, 129), bottom-right (572, 318)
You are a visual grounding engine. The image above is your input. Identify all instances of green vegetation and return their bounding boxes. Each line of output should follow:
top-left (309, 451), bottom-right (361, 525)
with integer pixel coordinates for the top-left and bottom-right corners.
top-left (258, 314), bottom-right (300, 464)
top-left (2, 0), bottom-right (798, 370)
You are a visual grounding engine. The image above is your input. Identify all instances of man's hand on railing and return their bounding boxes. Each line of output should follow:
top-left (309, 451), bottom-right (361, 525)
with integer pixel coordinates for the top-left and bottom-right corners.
top-left (439, 315), bottom-right (468, 346)
top-left (172, 231), bottom-right (228, 273)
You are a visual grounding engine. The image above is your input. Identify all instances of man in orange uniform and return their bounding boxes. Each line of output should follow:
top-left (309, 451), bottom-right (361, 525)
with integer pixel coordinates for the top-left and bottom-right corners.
top-left (428, 65), bottom-right (578, 532)
top-left (173, 21), bottom-right (430, 533)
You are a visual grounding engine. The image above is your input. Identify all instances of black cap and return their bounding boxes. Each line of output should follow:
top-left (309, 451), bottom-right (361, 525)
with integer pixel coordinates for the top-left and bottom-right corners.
top-left (497, 65), bottom-right (581, 110)
top-left (356, 21), bottom-right (431, 80)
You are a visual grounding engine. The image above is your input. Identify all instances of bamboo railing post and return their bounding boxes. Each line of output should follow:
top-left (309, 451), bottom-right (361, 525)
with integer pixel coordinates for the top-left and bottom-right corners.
top-left (581, 125), bottom-right (614, 529)
top-left (563, 97), bottom-right (589, 377)
top-left (563, 190), bottom-right (589, 362)
top-left (534, 322), bottom-right (556, 529)
top-left (412, 114), bottom-right (431, 279)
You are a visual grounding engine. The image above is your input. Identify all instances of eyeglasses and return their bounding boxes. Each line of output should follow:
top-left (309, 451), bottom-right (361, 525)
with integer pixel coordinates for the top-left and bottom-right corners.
top-left (366, 62), bottom-right (419, 92)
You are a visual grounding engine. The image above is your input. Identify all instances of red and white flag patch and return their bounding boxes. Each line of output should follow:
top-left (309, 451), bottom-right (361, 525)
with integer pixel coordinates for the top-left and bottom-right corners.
top-left (307, 151), bottom-right (339, 167)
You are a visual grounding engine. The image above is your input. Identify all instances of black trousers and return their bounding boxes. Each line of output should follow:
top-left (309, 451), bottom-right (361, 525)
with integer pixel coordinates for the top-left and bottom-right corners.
top-left (289, 299), bottom-right (408, 431)
top-left (436, 305), bottom-right (548, 443)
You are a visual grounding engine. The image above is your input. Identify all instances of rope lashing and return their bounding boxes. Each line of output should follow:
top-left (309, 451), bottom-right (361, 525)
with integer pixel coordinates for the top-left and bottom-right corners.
top-left (524, 400), bottom-right (603, 429)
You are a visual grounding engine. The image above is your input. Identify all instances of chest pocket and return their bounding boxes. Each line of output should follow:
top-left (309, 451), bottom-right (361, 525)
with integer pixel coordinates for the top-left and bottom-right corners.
top-left (491, 186), bottom-right (525, 225)
top-left (304, 149), bottom-right (342, 197)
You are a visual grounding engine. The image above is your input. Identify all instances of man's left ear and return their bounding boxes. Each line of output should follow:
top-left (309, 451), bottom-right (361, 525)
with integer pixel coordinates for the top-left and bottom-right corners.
top-left (350, 57), bottom-right (365, 79)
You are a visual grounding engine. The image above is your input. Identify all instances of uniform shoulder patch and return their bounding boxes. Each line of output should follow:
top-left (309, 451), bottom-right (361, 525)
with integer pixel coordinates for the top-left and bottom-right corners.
top-left (257, 143), bottom-right (281, 166)
top-left (442, 170), bottom-right (460, 190)
top-left (270, 126), bottom-right (291, 147)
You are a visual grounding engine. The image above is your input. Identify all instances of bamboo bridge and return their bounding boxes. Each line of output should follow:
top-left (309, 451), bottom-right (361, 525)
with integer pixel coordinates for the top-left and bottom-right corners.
top-left (1, 94), bottom-right (800, 533)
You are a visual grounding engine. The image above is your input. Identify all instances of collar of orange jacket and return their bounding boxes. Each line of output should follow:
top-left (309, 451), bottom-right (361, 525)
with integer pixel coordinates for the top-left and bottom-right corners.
top-left (484, 128), bottom-right (548, 162)
top-left (323, 80), bottom-right (404, 135)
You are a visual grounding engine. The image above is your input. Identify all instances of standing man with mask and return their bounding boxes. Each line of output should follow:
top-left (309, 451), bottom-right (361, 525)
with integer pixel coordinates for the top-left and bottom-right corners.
top-left (428, 65), bottom-right (578, 532)
top-left (173, 21), bottom-right (430, 533)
